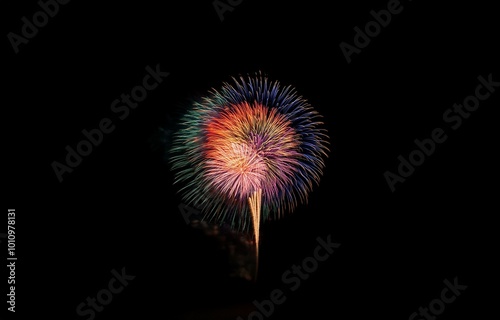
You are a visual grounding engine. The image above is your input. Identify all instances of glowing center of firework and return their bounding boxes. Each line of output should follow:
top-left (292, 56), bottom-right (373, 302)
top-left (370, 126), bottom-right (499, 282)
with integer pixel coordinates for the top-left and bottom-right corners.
top-left (220, 142), bottom-right (266, 186)
top-left (204, 102), bottom-right (300, 202)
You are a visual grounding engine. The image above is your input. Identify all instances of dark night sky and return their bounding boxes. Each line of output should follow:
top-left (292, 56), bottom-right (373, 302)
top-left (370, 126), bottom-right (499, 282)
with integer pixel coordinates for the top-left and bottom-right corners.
top-left (4, 0), bottom-right (498, 319)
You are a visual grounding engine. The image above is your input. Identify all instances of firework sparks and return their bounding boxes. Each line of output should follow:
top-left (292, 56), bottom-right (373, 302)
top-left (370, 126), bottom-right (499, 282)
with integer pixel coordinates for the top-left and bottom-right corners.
top-left (170, 73), bottom-right (329, 274)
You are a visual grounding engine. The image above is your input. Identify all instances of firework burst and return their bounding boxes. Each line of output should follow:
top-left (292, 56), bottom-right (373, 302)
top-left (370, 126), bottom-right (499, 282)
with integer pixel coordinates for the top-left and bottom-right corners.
top-left (170, 73), bottom-right (329, 249)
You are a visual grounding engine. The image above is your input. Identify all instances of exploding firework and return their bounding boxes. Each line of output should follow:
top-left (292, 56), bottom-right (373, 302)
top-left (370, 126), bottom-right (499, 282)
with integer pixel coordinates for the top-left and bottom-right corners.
top-left (169, 73), bottom-right (329, 266)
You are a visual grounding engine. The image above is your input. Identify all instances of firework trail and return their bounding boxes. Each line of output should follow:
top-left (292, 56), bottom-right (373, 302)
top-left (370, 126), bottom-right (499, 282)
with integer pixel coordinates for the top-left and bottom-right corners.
top-left (170, 73), bottom-right (329, 274)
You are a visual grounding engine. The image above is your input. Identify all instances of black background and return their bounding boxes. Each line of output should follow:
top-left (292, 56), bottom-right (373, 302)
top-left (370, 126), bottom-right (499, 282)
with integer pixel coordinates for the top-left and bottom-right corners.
top-left (3, 0), bottom-right (499, 319)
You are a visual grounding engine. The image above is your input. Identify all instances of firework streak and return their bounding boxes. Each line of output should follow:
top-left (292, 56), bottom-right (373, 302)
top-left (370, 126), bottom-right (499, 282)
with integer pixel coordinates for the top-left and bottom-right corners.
top-left (170, 74), bottom-right (329, 235)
